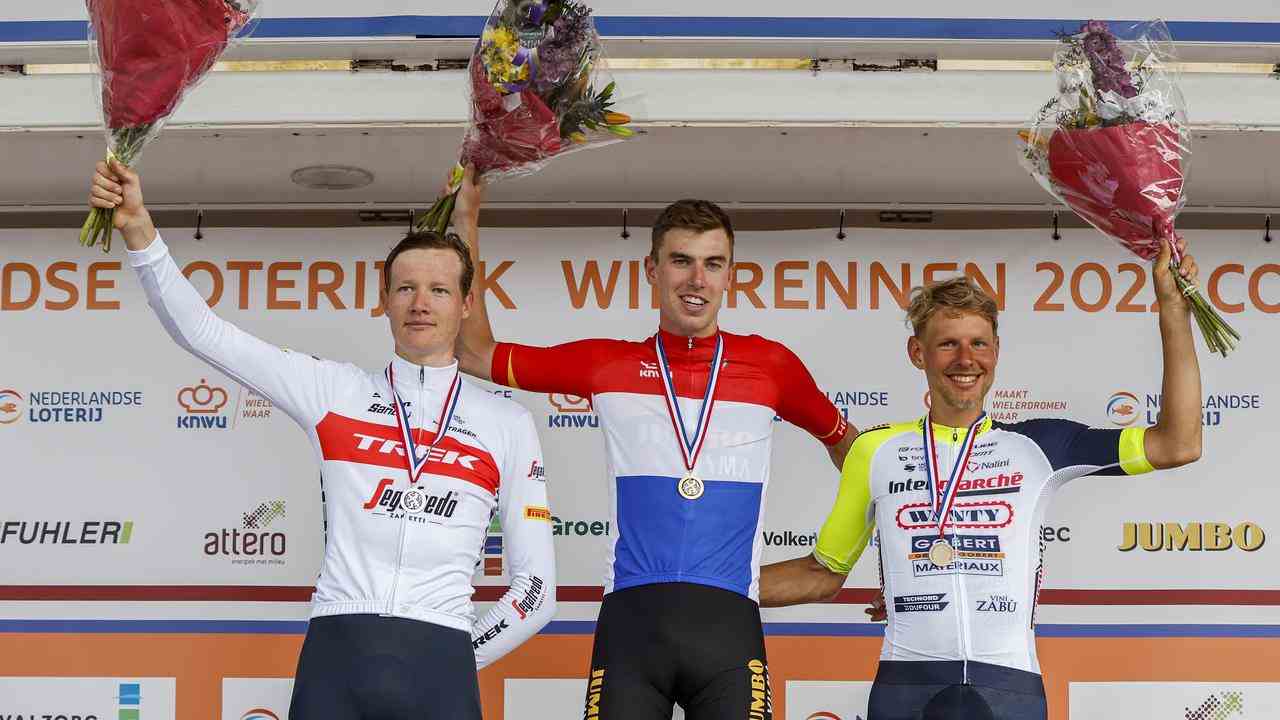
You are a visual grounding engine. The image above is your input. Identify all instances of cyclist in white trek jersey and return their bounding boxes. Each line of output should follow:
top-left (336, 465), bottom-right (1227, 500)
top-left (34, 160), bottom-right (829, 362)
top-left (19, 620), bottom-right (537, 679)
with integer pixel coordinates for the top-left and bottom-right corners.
top-left (89, 159), bottom-right (557, 720)
top-left (759, 241), bottom-right (1204, 720)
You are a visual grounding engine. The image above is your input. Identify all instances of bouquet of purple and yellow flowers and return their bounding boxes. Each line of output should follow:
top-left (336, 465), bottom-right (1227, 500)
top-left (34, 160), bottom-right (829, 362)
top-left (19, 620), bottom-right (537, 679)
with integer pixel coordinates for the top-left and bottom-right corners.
top-left (417, 0), bottom-right (636, 235)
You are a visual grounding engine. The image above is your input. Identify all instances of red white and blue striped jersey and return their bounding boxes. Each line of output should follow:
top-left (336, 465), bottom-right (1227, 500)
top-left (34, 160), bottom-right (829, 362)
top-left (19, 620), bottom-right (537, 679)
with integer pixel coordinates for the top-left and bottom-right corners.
top-left (492, 329), bottom-right (848, 600)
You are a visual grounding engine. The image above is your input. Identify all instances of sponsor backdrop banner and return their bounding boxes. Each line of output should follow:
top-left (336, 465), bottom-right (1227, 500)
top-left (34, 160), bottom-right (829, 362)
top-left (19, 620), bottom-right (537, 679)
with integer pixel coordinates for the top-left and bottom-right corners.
top-left (0, 677), bottom-right (176, 720)
top-left (220, 678), bottom-right (293, 720)
top-left (502, 678), bottom-right (692, 720)
top-left (1, 226), bottom-right (1276, 718)
top-left (785, 681), bottom-right (874, 720)
top-left (1069, 682), bottom-right (1280, 719)
top-left (1, 227), bottom-right (1274, 594)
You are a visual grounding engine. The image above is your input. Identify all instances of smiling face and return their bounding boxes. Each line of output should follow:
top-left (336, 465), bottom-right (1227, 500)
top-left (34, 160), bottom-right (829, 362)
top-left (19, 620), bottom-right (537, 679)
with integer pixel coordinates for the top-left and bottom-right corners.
top-left (644, 227), bottom-right (732, 338)
top-left (908, 309), bottom-right (1000, 426)
top-left (381, 247), bottom-right (472, 366)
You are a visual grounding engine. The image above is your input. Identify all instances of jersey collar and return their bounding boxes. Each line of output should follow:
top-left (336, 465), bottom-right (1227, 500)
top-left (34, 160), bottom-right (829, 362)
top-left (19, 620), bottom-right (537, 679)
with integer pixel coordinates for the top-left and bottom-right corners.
top-left (389, 354), bottom-right (460, 395)
top-left (919, 414), bottom-right (995, 442)
top-left (656, 328), bottom-right (721, 353)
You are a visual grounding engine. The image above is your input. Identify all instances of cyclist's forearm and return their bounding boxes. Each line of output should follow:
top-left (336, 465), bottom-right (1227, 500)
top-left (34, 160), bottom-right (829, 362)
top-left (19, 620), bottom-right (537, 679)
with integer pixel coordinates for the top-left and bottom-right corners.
top-left (759, 555), bottom-right (847, 607)
top-left (457, 222), bottom-right (498, 381)
top-left (828, 431), bottom-right (856, 471)
top-left (1147, 294), bottom-right (1202, 468)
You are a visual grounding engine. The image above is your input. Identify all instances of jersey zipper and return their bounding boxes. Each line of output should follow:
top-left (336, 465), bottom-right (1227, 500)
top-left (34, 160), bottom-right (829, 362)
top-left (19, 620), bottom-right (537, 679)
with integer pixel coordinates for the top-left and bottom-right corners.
top-left (947, 426), bottom-right (973, 684)
top-left (678, 334), bottom-right (693, 574)
top-left (385, 366), bottom-right (423, 615)
top-left (956, 562), bottom-right (974, 685)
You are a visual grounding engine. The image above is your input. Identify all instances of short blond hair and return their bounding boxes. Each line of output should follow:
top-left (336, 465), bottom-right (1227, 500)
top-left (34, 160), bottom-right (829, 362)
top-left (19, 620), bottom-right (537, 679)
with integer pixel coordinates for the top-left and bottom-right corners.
top-left (907, 276), bottom-right (999, 337)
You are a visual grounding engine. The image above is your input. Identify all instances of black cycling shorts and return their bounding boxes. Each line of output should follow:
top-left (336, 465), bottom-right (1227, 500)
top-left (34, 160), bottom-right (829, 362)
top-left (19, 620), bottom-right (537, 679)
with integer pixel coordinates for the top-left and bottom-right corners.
top-left (582, 582), bottom-right (772, 720)
top-left (867, 660), bottom-right (1047, 720)
top-left (289, 614), bottom-right (482, 720)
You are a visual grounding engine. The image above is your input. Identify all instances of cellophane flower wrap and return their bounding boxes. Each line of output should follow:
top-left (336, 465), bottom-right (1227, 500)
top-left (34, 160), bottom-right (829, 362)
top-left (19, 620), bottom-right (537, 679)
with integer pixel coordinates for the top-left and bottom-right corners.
top-left (1018, 19), bottom-right (1239, 355)
top-left (416, 0), bottom-right (637, 236)
top-left (80, 0), bottom-right (260, 252)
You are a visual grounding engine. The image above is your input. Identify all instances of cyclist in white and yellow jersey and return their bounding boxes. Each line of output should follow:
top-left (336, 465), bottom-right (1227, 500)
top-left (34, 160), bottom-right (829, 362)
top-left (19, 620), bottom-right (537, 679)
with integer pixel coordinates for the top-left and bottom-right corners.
top-left (758, 237), bottom-right (1204, 720)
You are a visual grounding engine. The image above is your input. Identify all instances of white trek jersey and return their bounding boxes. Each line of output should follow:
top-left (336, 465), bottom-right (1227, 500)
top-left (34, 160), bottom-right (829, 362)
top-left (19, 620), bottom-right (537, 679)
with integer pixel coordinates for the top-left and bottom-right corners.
top-left (129, 235), bottom-right (556, 668)
top-left (814, 416), bottom-right (1153, 676)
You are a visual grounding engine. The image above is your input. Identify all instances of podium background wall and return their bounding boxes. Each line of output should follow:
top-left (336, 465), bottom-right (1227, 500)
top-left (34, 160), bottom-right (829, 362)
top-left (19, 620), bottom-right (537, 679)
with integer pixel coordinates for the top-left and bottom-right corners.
top-left (1, 225), bottom-right (1277, 718)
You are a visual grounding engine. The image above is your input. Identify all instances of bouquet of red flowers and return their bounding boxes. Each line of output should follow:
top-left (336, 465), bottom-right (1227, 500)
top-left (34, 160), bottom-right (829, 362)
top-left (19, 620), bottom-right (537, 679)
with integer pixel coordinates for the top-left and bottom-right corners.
top-left (79, 0), bottom-right (260, 252)
top-left (416, 0), bottom-right (636, 235)
top-left (1019, 19), bottom-right (1239, 355)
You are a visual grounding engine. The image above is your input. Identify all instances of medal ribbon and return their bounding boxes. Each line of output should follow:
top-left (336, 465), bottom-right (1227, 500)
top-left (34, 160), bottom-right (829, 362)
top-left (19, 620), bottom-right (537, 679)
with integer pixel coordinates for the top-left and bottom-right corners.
top-left (922, 412), bottom-right (985, 538)
top-left (654, 333), bottom-right (724, 475)
top-left (385, 364), bottom-right (462, 485)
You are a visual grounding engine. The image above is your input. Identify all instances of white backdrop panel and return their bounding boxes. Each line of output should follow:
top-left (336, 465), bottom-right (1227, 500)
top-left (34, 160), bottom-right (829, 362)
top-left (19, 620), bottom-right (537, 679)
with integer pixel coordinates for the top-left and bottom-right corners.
top-left (0, 226), bottom-right (1275, 623)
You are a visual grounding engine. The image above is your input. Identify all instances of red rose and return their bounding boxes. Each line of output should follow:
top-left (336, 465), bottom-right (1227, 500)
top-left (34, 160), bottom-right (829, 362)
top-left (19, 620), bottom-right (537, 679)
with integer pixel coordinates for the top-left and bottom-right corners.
top-left (461, 61), bottom-right (563, 175)
top-left (89, 0), bottom-right (251, 128)
top-left (1047, 122), bottom-right (1185, 260)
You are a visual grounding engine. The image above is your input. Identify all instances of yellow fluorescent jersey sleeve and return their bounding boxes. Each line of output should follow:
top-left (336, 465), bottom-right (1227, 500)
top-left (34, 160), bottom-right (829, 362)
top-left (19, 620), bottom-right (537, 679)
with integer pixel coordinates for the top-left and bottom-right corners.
top-left (813, 430), bottom-right (881, 574)
top-left (1119, 425), bottom-right (1155, 475)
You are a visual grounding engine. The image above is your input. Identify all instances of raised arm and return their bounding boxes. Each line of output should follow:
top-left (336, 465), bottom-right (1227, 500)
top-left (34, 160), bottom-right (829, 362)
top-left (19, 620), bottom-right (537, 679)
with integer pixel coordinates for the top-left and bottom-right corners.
top-left (453, 166), bottom-right (499, 381)
top-left (90, 160), bottom-right (339, 427)
top-left (91, 159), bottom-right (157, 253)
top-left (449, 169), bottom-right (605, 397)
top-left (1143, 236), bottom-right (1204, 469)
top-left (470, 408), bottom-right (557, 668)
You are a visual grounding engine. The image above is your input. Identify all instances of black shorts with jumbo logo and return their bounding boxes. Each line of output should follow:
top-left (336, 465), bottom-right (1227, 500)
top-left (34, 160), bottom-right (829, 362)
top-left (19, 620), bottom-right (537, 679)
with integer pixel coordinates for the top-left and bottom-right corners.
top-left (582, 582), bottom-right (772, 720)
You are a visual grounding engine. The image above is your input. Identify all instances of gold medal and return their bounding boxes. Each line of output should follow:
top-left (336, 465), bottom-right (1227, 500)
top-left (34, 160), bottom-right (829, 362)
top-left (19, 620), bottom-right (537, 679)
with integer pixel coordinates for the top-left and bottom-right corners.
top-left (928, 539), bottom-right (955, 566)
top-left (655, 334), bottom-right (723, 505)
top-left (922, 412), bottom-right (985, 573)
top-left (678, 473), bottom-right (704, 500)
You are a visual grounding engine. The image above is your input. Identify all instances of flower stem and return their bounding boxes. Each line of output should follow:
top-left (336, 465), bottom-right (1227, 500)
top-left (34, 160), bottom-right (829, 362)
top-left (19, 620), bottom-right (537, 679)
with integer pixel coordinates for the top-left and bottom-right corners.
top-left (1171, 260), bottom-right (1240, 356)
top-left (415, 189), bottom-right (462, 238)
top-left (80, 126), bottom-right (147, 253)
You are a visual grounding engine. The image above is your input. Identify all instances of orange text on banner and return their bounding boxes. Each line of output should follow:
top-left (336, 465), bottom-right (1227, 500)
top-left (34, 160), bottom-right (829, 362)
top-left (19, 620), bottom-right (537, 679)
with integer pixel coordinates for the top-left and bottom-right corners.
top-left (1, 261), bottom-right (121, 311)
top-left (5, 259), bottom-right (1276, 314)
top-left (0, 259), bottom-right (518, 316)
top-left (561, 260), bottom-right (1008, 310)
